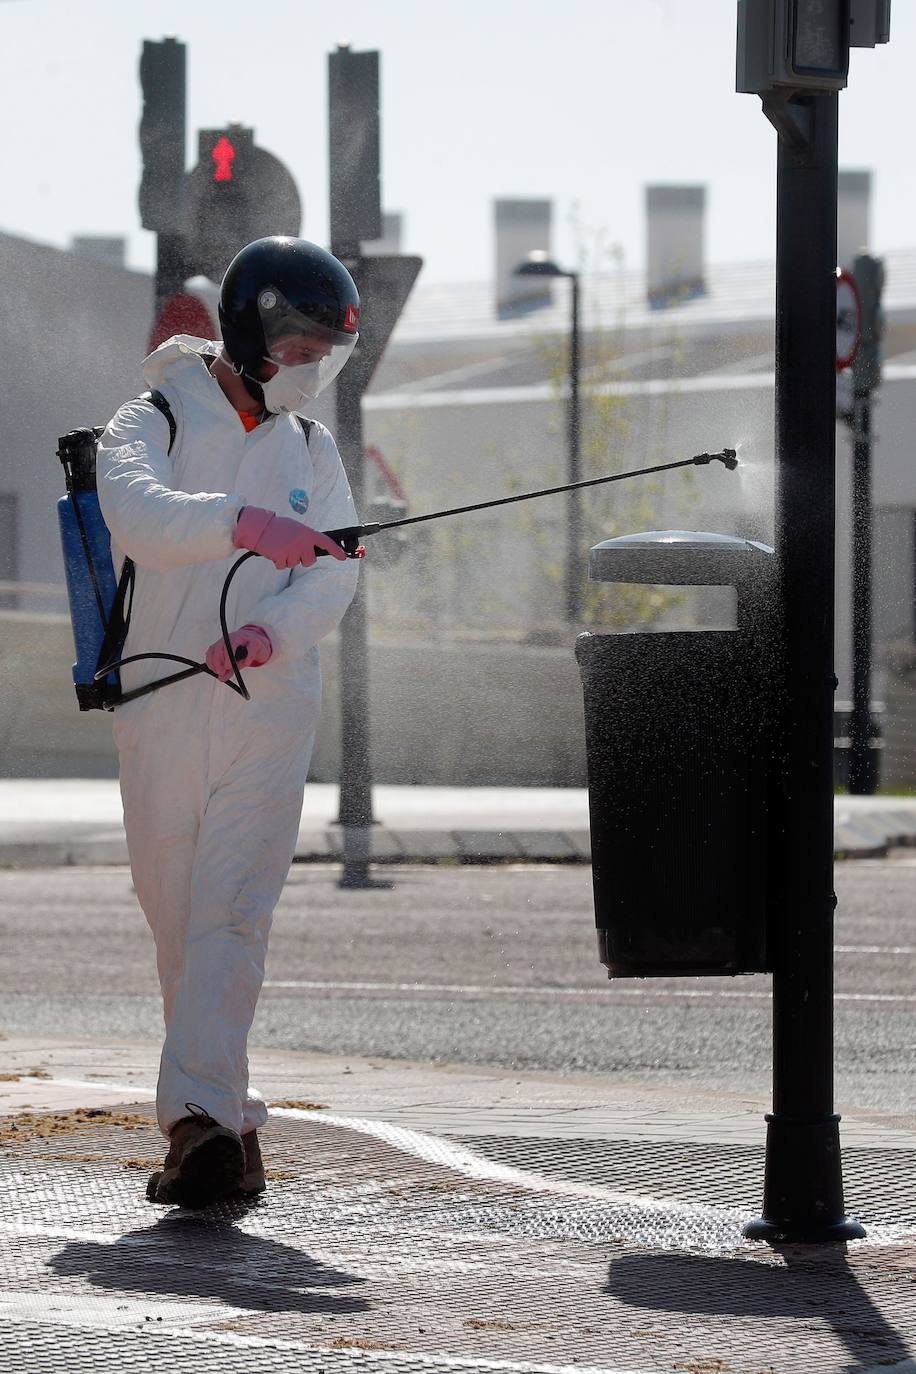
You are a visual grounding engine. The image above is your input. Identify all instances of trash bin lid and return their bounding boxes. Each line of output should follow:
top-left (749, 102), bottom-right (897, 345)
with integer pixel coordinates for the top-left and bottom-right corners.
top-left (589, 530), bottom-right (774, 586)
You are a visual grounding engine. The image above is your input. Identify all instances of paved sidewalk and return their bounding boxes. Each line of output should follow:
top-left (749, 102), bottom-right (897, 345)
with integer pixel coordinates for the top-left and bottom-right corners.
top-left (1, 1036), bottom-right (915, 1373)
top-left (0, 778), bottom-right (913, 865)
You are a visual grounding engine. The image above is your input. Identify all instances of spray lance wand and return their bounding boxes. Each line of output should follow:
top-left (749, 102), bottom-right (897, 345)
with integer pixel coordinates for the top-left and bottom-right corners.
top-left (314, 448), bottom-right (739, 558)
top-left (97, 447), bottom-right (738, 701)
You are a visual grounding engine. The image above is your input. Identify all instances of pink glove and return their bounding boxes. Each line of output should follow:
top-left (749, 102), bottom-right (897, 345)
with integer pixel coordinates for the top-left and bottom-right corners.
top-left (234, 505), bottom-right (347, 570)
top-left (205, 625), bottom-right (273, 683)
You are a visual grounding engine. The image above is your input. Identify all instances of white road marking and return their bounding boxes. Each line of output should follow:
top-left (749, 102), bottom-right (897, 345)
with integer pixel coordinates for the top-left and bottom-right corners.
top-left (272, 1105), bottom-right (684, 1210)
top-left (835, 945), bottom-right (916, 955)
top-left (262, 978), bottom-right (916, 1005)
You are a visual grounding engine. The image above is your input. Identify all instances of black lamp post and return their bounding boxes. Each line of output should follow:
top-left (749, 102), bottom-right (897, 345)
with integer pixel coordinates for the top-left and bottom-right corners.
top-left (514, 252), bottom-right (582, 622)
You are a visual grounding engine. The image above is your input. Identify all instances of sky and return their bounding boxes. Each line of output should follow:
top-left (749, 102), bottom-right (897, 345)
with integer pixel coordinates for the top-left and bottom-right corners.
top-left (0, 0), bottom-right (912, 285)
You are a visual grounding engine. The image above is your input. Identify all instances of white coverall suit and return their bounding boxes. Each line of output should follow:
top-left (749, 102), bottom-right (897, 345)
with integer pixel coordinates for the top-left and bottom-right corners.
top-left (97, 336), bottom-right (359, 1138)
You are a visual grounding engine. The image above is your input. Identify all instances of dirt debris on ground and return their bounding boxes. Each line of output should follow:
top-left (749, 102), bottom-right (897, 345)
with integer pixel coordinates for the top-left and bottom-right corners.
top-left (269, 1099), bottom-right (328, 1110)
top-left (0, 1107), bottom-right (150, 1145)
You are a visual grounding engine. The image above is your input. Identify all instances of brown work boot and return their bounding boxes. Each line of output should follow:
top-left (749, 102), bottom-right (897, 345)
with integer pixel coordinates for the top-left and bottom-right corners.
top-left (146, 1103), bottom-right (244, 1209)
top-left (240, 1129), bottom-right (266, 1196)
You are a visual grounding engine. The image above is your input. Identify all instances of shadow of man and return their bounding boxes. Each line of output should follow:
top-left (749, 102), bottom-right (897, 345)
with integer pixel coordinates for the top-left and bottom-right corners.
top-left (49, 1204), bottom-right (371, 1317)
top-left (604, 1248), bottom-right (913, 1370)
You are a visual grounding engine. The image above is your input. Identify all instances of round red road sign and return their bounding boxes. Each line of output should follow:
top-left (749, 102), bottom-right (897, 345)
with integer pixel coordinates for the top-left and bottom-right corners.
top-left (836, 268), bottom-right (861, 373)
top-left (149, 292), bottom-right (217, 353)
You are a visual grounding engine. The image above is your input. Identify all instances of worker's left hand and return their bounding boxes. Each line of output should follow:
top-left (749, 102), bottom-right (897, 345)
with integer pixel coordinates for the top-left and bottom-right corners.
top-left (205, 625), bottom-right (273, 683)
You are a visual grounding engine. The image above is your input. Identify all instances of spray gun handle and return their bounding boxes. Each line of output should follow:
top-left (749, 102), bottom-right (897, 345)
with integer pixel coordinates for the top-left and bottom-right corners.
top-left (315, 524), bottom-right (382, 558)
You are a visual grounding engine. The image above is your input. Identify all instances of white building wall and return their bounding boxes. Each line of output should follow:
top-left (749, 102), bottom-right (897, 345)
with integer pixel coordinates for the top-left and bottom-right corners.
top-left (0, 233), bottom-right (152, 592)
top-left (363, 378), bottom-right (776, 638)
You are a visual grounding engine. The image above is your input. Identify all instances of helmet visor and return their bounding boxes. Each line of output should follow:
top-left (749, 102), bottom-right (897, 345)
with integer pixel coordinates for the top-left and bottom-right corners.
top-left (256, 285), bottom-right (357, 399)
top-left (257, 284), bottom-right (358, 355)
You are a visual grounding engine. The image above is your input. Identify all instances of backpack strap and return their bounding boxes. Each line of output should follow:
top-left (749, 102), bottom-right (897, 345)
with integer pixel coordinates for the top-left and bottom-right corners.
top-left (297, 416), bottom-right (316, 446)
top-left (140, 388), bottom-right (177, 452)
top-left (95, 389), bottom-right (177, 697)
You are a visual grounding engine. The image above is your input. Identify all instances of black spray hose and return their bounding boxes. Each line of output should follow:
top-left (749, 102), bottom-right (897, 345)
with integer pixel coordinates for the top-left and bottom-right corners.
top-left (219, 550), bottom-right (259, 697)
top-left (95, 447), bottom-right (739, 701)
top-left (95, 550), bottom-right (257, 702)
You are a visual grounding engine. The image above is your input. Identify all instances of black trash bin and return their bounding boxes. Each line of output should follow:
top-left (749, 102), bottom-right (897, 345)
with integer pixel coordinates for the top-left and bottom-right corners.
top-left (575, 531), bottom-right (777, 978)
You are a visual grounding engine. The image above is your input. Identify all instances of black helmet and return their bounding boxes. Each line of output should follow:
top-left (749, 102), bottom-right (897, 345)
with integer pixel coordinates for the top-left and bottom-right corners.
top-left (219, 237), bottom-right (360, 405)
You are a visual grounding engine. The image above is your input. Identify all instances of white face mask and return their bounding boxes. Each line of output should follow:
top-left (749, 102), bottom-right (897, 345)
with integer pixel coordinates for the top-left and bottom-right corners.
top-left (258, 339), bottom-right (358, 414)
top-left (260, 362), bottom-right (322, 415)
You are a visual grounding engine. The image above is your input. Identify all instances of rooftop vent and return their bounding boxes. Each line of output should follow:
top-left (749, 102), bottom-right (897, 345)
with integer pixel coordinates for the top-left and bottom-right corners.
top-left (494, 198), bottom-right (553, 319)
top-left (646, 185), bottom-right (706, 309)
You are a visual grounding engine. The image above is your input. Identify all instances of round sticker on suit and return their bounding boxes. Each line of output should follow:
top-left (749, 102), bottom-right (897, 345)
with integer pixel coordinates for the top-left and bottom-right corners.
top-left (289, 488), bottom-right (310, 515)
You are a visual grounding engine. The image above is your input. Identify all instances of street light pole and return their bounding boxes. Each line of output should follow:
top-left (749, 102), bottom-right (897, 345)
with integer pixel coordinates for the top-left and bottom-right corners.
top-left (513, 253), bottom-right (582, 623)
top-left (744, 89), bottom-right (864, 1245)
top-left (735, 0), bottom-right (891, 1246)
top-left (566, 271), bottom-right (582, 623)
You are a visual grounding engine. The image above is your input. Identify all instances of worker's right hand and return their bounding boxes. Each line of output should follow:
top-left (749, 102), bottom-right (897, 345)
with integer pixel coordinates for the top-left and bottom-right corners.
top-left (233, 505), bottom-right (347, 570)
top-left (206, 625), bottom-right (273, 683)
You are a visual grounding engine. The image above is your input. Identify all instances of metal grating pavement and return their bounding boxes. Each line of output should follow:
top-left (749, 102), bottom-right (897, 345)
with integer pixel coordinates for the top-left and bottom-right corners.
top-left (444, 1133), bottom-right (916, 1227)
top-left (1, 1104), bottom-right (915, 1373)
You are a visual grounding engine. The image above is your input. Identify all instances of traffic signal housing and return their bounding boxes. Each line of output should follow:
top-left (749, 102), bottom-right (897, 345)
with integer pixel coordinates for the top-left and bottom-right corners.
top-left (328, 45), bottom-right (382, 255)
top-left (138, 37), bottom-right (186, 233)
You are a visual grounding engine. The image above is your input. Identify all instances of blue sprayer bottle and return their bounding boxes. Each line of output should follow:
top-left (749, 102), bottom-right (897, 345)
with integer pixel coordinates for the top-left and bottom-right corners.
top-left (57, 427), bottom-right (122, 710)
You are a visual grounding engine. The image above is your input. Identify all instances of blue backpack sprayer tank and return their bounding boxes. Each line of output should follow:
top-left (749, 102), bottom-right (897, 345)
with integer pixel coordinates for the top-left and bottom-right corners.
top-left (57, 390), bottom-right (266, 709)
top-left (57, 423), bottom-right (123, 711)
top-left (57, 395), bottom-right (317, 708)
top-left (57, 403), bottom-right (738, 712)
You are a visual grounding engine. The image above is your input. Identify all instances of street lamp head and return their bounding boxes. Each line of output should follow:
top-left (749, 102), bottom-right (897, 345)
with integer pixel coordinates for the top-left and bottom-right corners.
top-left (514, 250), bottom-right (568, 279)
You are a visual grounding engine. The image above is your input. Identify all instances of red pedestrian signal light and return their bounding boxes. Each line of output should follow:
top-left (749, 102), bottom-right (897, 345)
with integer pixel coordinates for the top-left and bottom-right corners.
top-left (184, 125), bottom-right (302, 283)
top-left (211, 135), bottom-right (236, 183)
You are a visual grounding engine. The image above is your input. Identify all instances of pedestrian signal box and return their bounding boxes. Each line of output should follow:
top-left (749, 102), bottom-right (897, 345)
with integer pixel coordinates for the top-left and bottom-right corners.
top-left (737, 0), bottom-right (850, 94)
top-left (737, 0), bottom-right (891, 96)
top-left (184, 126), bottom-right (302, 284)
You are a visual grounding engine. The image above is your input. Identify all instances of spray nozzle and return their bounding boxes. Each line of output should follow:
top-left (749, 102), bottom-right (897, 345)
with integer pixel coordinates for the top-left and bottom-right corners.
top-left (693, 448), bottom-right (739, 470)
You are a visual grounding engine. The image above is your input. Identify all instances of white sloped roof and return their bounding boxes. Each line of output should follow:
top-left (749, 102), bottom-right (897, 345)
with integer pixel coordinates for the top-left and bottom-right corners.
top-left (389, 248), bottom-right (916, 346)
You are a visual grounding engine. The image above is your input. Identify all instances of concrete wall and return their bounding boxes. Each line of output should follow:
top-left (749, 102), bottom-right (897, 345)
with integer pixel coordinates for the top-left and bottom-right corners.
top-left (0, 611), bottom-right (586, 786)
top-left (0, 611), bottom-right (119, 777)
top-left (16, 603), bottom-right (916, 791)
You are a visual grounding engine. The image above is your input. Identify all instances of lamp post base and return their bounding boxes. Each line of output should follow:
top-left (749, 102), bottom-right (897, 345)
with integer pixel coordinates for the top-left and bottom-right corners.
top-left (743, 1215), bottom-right (866, 1244)
top-left (742, 1112), bottom-right (866, 1244)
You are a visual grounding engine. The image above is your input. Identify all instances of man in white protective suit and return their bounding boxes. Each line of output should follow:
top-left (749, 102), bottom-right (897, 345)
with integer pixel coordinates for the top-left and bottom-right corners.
top-left (97, 237), bottom-right (361, 1208)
